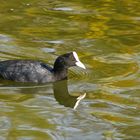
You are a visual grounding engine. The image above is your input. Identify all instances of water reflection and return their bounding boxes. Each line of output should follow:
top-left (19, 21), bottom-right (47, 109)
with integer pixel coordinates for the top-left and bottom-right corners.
top-left (53, 80), bottom-right (86, 109)
top-left (0, 79), bottom-right (86, 109)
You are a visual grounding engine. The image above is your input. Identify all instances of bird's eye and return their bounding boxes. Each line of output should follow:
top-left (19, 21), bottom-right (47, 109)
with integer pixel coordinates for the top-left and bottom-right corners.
top-left (60, 58), bottom-right (65, 64)
top-left (69, 55), bottom-right (75, 61)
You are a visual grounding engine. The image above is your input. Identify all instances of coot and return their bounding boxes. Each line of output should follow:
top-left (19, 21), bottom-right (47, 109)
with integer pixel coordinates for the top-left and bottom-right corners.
top-left (0, 52), bottom-right (86, 83)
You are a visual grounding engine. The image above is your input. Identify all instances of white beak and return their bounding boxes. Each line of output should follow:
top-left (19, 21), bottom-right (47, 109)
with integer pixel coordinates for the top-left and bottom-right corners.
top-left (72, 51), bottom-right (86, 69)
top-left (75, 61), bottom-right (86, 69)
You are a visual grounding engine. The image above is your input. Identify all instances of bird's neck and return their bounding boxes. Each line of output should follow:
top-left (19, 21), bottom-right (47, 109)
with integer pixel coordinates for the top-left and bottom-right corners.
top-left (53, 68), bottom-right (68, 81)
top-left (53, 62), bottom-right (68, 81)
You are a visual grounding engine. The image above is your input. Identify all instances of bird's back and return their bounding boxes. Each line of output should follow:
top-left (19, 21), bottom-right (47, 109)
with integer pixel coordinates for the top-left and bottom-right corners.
top-left (0, 60), bottom-right (54, 83)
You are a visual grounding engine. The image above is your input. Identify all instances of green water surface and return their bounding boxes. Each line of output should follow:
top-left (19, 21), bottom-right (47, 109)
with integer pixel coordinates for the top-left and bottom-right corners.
top-left (0, 0), bottom-right (140, 140)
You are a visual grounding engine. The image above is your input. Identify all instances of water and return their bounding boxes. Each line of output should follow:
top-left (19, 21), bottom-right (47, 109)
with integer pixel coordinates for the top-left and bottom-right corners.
top-left (0, 0), bottom-right (140, 140)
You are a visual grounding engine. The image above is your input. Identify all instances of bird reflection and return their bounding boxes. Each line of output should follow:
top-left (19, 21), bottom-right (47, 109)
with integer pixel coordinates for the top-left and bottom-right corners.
top-left (0, 79), bottom-right (86, 109)
top-left (53, 80), bottom-right (86, 109)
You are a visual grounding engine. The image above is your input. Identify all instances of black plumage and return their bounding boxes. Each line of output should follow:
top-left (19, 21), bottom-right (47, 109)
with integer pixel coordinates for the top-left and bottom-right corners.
top-left (0, 52), bottom-right (85, 83)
